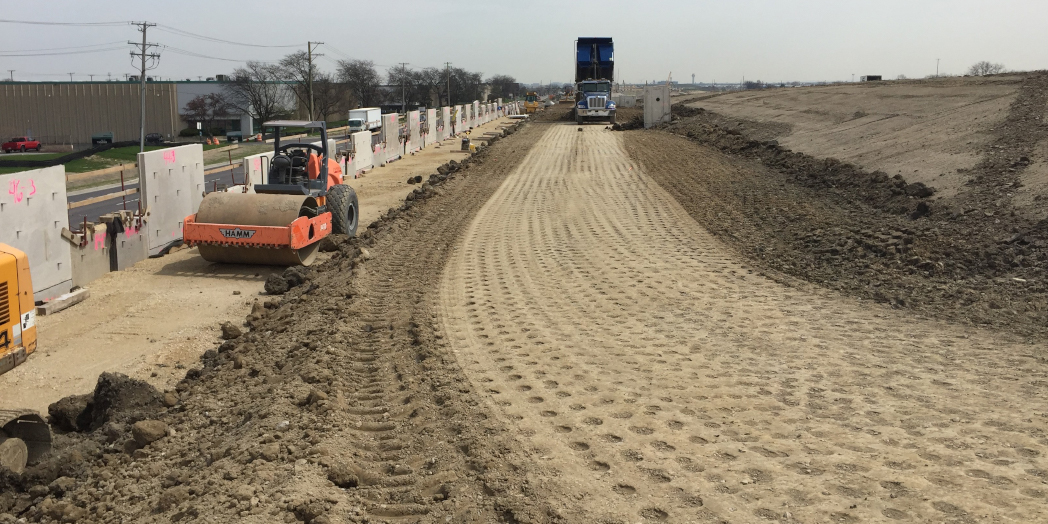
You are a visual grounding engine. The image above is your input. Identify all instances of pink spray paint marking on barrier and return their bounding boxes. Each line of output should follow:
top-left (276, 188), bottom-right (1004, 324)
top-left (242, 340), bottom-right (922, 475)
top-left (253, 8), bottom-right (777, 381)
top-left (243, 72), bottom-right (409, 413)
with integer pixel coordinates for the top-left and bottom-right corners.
top-left (7, 178), bottom-right (34, 203)
top-left (94, 232), bottom-right (105, 251)
top-left (252, 158), bottom-right (261, 171)
top-left (163, 150), bottom-right (177, 164)
top-left (8, 180), bottom-right (23, 203)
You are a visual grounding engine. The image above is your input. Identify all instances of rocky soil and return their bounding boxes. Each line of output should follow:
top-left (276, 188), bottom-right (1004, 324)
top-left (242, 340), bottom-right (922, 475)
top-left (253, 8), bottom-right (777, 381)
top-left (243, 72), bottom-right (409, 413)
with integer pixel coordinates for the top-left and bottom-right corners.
top-left (1, 121), bottom-right (576, 523)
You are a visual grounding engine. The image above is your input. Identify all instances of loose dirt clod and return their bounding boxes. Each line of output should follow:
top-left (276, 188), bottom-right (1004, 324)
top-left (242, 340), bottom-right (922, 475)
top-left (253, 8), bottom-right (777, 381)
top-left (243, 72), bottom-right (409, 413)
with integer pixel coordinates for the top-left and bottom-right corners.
top-left (130, 420), bottom-right (168, 447)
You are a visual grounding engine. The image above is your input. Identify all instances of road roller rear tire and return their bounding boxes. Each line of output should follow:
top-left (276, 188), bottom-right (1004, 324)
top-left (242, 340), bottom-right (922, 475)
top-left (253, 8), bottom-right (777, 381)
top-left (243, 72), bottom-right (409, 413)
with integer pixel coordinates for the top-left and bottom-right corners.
top-left (328, 184), bottom-right (359, 236)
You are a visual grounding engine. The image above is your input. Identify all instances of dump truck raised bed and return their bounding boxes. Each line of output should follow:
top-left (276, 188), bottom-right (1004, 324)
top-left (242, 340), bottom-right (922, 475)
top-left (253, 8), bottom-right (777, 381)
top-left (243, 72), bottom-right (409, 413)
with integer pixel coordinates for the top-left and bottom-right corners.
top-left (574, 37), bottom-right (616, 125)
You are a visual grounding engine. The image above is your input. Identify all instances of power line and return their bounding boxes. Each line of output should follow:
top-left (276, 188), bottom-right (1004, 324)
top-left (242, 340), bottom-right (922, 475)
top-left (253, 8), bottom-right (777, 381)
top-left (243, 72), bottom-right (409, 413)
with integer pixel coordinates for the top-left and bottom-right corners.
top-left (162, 45), bottom-right (276, 63)
top-left (0, 40), bottom-right (125, 53)
top-left (155, 24), bottom-right (302, 48)
top-left (0, 46), bottom-right (127, 57)
top-left (0, 19), bottom-right (130, 26)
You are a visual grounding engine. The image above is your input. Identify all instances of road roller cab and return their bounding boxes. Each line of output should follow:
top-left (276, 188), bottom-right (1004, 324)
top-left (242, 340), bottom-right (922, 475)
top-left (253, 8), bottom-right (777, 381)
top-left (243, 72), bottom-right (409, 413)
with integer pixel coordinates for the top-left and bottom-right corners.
top-left (183, 121), bottom-right (359, 266)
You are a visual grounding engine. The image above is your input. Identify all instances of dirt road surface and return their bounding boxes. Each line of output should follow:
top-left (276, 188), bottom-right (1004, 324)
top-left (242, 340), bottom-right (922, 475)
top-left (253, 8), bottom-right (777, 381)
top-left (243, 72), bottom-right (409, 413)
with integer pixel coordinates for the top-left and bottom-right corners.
top-left (439, 123), bottom-right (1048, 522)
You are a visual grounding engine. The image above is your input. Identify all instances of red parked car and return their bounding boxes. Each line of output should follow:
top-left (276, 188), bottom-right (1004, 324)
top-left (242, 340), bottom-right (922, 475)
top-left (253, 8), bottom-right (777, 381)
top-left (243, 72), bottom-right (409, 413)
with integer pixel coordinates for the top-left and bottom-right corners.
top-left (2, 137), bottom-right (42, 153)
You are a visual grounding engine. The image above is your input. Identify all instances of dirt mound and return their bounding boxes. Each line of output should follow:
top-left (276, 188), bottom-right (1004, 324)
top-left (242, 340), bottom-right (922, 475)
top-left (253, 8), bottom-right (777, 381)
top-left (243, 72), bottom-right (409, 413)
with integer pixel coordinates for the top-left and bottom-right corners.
top-left (0, 120), bottom-right (574, 523)
top-left (531, 106), bottom-right (576, 122)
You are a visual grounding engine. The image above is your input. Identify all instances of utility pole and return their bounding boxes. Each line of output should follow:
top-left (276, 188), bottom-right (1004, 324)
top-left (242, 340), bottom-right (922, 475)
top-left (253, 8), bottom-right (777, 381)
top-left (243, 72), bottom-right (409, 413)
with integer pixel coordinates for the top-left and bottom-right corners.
top-left (307, 41), bottom-right (323, 121)
top-left (445, 62), bottom-right (452, 106)
top-left (68, 73), bottom-right (75, 81)
top-left (89, 74), bottom-right (95, 82)
top-left (130, 21), bottom-right (159, 152)
top-left (398, 62), bottom-right (409, 114)
top-left (6, 70), bottom-right (13, 81)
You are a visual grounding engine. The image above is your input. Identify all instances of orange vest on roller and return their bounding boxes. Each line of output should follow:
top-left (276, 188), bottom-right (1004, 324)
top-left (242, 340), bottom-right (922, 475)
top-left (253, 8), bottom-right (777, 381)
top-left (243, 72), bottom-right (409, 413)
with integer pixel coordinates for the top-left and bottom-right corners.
top-left (306, 153), bottom-right (344, 189)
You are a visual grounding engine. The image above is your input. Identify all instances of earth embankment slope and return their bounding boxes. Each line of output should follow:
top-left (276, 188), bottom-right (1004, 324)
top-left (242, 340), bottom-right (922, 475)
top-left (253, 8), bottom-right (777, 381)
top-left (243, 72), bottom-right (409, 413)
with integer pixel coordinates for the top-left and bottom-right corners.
top-left (686, 75), bottom-right (1022, 200)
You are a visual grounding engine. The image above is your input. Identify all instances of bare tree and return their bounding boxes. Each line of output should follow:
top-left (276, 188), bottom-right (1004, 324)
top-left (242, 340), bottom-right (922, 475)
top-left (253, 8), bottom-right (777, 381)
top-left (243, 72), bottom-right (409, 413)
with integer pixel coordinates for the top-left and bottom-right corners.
top-left (449, 67), bottom-right (483, 105)
top-left (180, 93), bottom-right (230, 137)
top-left (387, 63), bottom-right (413, 112)
top-left (311, 72), bottom-right (349, 122)
top-left (415, 68), bottom-right (445, 107)
top-left (968, 61), bottom-right (1005, 76)
top-left (896, 74), bottom-right (908, 80)
top-left (278, 51), bottom-right (316, 119)
top-left (337, 59), bottom-right (381, 108)
top-left (485, 74), bottom-right (518, 101)
top-left (225, 62), bottom-right (291, 127)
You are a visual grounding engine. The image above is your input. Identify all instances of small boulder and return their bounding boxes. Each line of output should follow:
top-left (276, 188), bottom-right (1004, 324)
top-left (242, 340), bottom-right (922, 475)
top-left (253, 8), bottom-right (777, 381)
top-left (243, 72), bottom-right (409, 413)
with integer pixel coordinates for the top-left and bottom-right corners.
top-left (131, 420), bottom-right (169, 447)
top-left (48, 393), bottom-right (92, 432)
top-left (220, 322), bottom-right (242, 340)
top-left (327, 462), bottom-right (358, 488)
top-left (259, 442), bottom-right (280, 462)
top-left (264, 274), bottom-right (289, 295)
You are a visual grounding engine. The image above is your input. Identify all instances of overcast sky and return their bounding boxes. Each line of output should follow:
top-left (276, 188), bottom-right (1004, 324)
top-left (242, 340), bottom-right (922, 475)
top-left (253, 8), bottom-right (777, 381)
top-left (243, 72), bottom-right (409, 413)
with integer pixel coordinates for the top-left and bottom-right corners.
top-left (2, 0), bottom-right (1046, 84)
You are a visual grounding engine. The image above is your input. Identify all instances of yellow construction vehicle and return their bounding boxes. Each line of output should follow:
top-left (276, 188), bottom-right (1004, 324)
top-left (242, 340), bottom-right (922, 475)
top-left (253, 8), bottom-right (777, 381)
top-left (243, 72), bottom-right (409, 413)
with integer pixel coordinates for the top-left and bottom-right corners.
top-left (0, 243), bottom-right (51, 475)
top-left (0, 243), bottom-right (36, 375)
top-left (524, 92), bottom-right (540, 114)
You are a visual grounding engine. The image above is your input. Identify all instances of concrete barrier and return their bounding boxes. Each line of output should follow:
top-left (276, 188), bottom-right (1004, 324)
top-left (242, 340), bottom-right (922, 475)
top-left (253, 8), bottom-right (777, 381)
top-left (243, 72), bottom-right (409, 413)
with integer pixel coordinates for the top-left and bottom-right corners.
top-left (644, 85), bottom-right (672, 128)
top-left (440, 107), bottom-right (451, 141)
top-left (0, 166), bottom-right (73, 300)
top-left (381, 114), bottom-right (401, 163)
top-left (70, 223), bottom-right (110, 288)
top-left (349, 131), bottom-right (374, 175)
top-left (453, 105), bottom-right (463, 135)
top-left (613, 94), bottom-right (637, 108)
top-left (425, 108), bottom-right (438, 147)
top-left (102, 212), bottom-right (148, 270)
top-left (407, 111), bottom-right (421, 154)
top-left (472, 102), bottom-right (480, 129)
top-left (242, 151), bottom-right (274, 192)
top-left (137, 144), bottom-right (205, 256)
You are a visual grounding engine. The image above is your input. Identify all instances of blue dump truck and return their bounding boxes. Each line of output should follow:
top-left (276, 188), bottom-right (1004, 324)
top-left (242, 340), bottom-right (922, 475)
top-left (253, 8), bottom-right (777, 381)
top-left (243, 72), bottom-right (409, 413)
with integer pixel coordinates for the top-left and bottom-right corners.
top-left (575, 37), bottom-right (615, 125)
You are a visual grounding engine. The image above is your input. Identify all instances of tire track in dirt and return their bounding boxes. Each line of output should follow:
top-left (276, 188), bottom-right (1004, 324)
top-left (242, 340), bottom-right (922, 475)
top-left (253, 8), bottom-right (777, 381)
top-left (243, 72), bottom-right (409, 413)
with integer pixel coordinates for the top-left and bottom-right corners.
top-left (439, 123), bottom-right (1048, 523)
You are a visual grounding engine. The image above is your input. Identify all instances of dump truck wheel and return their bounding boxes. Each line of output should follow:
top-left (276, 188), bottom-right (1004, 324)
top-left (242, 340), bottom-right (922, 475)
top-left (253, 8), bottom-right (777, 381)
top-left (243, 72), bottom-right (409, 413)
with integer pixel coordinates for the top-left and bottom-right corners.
top-left (328, 184), bottom-right (359, 236)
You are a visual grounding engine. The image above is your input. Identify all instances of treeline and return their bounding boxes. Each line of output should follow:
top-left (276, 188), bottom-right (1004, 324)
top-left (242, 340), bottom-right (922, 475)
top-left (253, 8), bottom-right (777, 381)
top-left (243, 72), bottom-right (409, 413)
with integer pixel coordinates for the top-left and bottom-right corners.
top-left (194, 52), bottom-right (518, 130)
